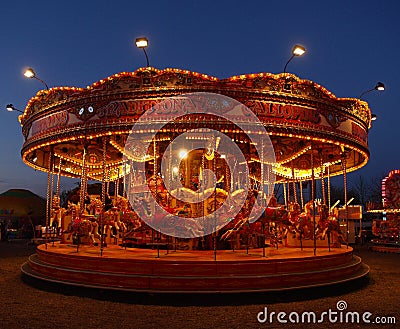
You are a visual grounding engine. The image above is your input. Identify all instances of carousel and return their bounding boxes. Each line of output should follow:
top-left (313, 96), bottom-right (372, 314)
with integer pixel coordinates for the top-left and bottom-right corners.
top-left (368, 170), bottom-right (400, 253)
top-left (20, 65), bottom-right (371, 293)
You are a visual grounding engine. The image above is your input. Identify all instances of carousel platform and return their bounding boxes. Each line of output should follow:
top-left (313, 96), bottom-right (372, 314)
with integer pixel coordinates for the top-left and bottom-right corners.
top-left (21, 242), bottom-right (369, 293)
top-left (370, 239), bottom-right (400, 253)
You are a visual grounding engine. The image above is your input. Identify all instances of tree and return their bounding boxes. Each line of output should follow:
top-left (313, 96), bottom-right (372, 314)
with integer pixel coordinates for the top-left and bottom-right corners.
top-left (329, 185), bottom-right (344, 206)
top-left (326, 184), bottom-right (359, 207)
top-left (368, 175), bottom-right (384, 205)
top-left (353, 175), bottom-right (368, 208)
top-left (351, 174), bottom-right (385, 209)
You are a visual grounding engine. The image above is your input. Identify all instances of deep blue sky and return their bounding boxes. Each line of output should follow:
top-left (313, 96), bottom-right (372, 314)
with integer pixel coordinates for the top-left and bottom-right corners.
top-left (0, 0), bottom-right (398, 197)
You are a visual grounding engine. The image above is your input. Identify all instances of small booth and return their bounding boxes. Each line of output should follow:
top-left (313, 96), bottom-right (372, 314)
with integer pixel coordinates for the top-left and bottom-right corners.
top-left (335, 205), bottom-right (362, 244)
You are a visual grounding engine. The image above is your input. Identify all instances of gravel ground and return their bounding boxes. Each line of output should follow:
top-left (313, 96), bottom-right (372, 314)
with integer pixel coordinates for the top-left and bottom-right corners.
top-left (0, 241), bottom-right (399, 329)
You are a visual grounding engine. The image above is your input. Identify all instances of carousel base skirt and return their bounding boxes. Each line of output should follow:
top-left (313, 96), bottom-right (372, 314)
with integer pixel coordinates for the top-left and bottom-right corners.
top-left (21, 243), bottom-right (369, 293)
top-left (371, 244), bottom-right (400, 253)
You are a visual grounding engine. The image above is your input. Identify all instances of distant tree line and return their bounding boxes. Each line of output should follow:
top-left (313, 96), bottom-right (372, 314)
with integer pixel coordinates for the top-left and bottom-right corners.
top-left (274, 174), bottom-right (384, 211)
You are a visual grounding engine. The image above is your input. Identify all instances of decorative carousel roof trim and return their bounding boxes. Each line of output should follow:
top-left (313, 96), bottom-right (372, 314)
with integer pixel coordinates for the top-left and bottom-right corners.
top-left (19, 67), bottom-right (372, 128)
top-left (19, 67), bottom-right (373, 180)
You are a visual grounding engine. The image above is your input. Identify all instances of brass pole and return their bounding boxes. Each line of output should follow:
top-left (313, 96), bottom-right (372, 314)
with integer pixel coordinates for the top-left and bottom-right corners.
top-left (100, 137), bottom-right (107, 256)
top-left (79, 144), bottom-right (88, 215)
top-left (283, 181), bottom-right (287, 207)
top-left (311, 145), bottom-right (316, 256)
top-left (327, 165), bottom-right (331, 210)
top-left (300, 179), bottom-right (304, 211)
top-left (320, 155), bottom-right (326, 205)
top-left (45, 151), bottom-right (53, 249)
top-left (342, 153), bottom-right (349, 249)
top-left (292, 165), bottom-right (297, 204)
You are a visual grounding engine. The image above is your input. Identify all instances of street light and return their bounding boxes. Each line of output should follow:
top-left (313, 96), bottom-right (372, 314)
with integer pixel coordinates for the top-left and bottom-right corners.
top-left (23, 67), bottom-right (49, 90)
top-left (360, 83), bottom-right (385, 128)
top-left (283, 44), bottom-right (306, 73)
top-left (135, 37), bottom-right (150, 67)
top-left (376, 82), bottom-right (385, 91)
top-left (6, 104), bottom-right (23, 113)
top-left (359, 82), bottom-right (385, 99)
top-left (23, 68), bottom-right (35, 78)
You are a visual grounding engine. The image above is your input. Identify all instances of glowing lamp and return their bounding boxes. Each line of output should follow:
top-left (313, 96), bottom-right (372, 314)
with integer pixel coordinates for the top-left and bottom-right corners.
top-left (292, 45), bottom-right (306, 56)
top-left (24, 68), bottom-right (35, 78)
top-left (135, 37), bottom-right (148, 48)
top-left (283, 44), bottom-right (306, 74)
top-left (135, 37), bottom-right (150, 67)
top-left (359, 82), bottom-right (385, 99)
top-left (6, 104), bottom-right (23, 113)
top-left (375, 82), bottom-right (385, 91)
top-left (23, 67), bottom-right (49, 90)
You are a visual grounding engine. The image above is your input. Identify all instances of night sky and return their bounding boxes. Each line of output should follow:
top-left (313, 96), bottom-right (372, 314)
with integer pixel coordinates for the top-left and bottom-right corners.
top-left (0, 0), bottom-right (398, 197)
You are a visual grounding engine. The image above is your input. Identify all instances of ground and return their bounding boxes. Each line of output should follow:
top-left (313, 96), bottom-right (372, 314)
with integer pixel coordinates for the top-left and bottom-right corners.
top-left (0, 241), bottom-right (399, 329)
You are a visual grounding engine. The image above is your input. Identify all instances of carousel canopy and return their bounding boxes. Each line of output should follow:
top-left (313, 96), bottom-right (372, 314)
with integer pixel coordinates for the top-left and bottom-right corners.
top-left (19, 67), bottom-right (373, 183)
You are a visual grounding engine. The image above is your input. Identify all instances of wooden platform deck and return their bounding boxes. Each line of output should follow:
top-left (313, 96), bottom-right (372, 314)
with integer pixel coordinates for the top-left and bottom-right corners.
top-left (21, 243), bottom-right (369, 293)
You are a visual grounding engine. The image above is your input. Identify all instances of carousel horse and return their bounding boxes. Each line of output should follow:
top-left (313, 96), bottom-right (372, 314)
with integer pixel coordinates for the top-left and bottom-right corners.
top-left (219, 192), bottom-right (257, 241)
top-left (122, 210), bottom-right (142, 231)
top-left (285, 200), bottom-right (343, 244)
top-left (261, 206), bottom-right (289, 224)
top-left (221, 205), bottom-right (288, 241)
top-left (326, 212), bottom-right (343, 245)
top-left (131, 197), bottom-right (151, 218)
top-left (87, 218), bottom-right (101, 245)
top-left (115, 195), bottom-right (131, 212)
top-left (64, 216), bottom-right (91, 243)
top-left (264, 206), bottom-right (290, 248)
top-left (288, 200), bottom-right (315, 240)
top-left (102, 207), bottom-right (120, 244)
top-left (50, 196), bottom-right (66, 230)
top-left (65, 201), bottom-right (79, 216)
top-left (262, 206), bottom-right (289, 248)
top-left (314, 202), bottom-right (329, 240)
top-left (220, 212), bottom-right (249, 240)
top-left (287, 202), bottom-right (301, 225)
top-left (99, 206), bottom-right (130, 244)
top-left (87, 197), bottom-right (103, 215)
top-left (62, 202), bottom-right (79, 236)
top-left (149, 212), bottom-right (203, 238)
top-left (222, 218), bottom-right (259, 250)
top-left (113, 213), bottom-right (127, 242)
top-left (79, 218), bottom-right (93, 242)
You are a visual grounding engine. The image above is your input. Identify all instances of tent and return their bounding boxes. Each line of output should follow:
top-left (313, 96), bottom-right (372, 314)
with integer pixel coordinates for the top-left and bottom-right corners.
top-left (0, 189), bottom-right (46, 240)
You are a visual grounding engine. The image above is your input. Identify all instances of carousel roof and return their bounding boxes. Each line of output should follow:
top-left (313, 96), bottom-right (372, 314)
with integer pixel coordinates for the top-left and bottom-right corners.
top-left (19, 67), bottom-right (373, 182)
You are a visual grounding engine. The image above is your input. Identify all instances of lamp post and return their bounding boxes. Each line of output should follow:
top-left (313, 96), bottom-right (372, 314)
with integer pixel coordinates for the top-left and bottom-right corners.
top-left (360, 82), bottom-right (385, 124)
top-left (135, 37), bottom-right (150, 67)
top-left (23, 68), bottom-right (49, 90)
top-left (359, 82), bottom-right (385, 99)
top-left (283, 44), bottom-right (306, 74)
top-left (6, 104), bottom-right (23, 113)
